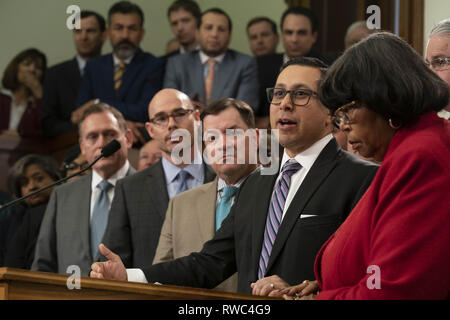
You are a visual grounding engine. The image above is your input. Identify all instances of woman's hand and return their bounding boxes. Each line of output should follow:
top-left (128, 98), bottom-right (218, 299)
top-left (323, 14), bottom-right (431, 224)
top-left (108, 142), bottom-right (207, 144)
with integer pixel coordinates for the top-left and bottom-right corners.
top-left (280, 280), bottom-right (319, 300)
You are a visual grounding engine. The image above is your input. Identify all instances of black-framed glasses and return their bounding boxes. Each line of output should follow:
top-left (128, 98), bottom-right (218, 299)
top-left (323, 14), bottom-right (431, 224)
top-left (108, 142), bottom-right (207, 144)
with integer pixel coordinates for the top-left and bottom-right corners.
top-left (331, 101), bottom-right (358, 128)
top-left (149, 109), bottom-right (194, 127)
top-left (425, 57), bottom-right (450, 71)
top-left (266, 87), bottom-right (318, 107)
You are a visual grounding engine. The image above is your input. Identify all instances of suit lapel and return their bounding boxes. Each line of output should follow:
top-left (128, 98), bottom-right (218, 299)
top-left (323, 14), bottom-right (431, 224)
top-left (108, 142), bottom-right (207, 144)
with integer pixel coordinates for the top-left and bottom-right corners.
top-left (251, 173), bottom-right (278, 278)
top-left (147, 161), bottom-right (169, 219)
top-left (117, 50), bottom-right (142, 100)
top-left (195, 179), bottom-right (218, 242)
top-left (104, 54), bottom-right (115, 96)
top-left (211, 51), bottom-right (234, 101)
top-left (77, 174), bottom-right (94, 260)
top-left (264, 140), bottom-right (339, 274)
top-left (192, 52), bottom-right (206, 103)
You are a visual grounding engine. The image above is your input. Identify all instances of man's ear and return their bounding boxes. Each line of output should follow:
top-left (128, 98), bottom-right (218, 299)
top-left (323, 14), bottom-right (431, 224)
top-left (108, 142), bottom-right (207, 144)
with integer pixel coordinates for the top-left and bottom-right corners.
top-left (312, 31), bottom-right (318, 44)
top-left (145, 122), bottom-right (154, 139)
top-left (124, 128), bottom-right (134, 148)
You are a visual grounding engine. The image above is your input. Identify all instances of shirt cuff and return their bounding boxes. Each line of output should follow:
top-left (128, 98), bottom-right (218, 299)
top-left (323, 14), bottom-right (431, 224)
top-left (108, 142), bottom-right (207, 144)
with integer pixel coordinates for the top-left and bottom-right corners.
top-left (126, 268), bottom-right (148, 283)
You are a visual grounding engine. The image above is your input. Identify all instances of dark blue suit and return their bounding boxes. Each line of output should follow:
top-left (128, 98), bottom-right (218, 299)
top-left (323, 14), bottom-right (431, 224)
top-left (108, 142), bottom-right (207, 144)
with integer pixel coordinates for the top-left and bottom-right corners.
top-left (76, 49), bottom-right (164, 122)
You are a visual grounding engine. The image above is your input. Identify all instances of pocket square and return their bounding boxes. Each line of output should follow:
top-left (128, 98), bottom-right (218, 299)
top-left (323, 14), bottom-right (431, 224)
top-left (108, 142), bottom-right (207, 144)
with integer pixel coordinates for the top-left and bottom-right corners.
top-left (300, 214), bottom-right (318, 219)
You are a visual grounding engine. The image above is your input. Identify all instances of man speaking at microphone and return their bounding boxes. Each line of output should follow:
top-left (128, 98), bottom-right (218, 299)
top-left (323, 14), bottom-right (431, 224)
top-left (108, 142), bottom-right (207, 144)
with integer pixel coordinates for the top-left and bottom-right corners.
top-left (32, 103), bottom-right (136, 276)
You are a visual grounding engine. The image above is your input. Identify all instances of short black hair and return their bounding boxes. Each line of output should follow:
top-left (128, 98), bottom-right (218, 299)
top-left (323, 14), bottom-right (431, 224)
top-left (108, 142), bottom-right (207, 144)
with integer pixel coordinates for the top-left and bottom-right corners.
top-left (81, 10), bottom-right (106, 32)
top-left (108, 1), bottom-right (144, 27)
top-left (247, 16), bottom-right (278, 35)
top-left (280, 6), bottom-right (318, 33)
top-left (200, 98), bottom-right (255, 128)
top-left (201, 8), bottom-right (232, 33)
top-left (319, 32), bottom-right (449, 124)
top-left (280, 56), bottom-right (328, 78)
top-left (8, 154), bottom-right (61, 199)
top-left (168, 0), bottom-right (202, 28)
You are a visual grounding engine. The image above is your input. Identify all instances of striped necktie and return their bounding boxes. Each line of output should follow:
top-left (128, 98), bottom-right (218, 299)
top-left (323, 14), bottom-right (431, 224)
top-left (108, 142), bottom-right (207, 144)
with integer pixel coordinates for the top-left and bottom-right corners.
top-left (114, 62), bottom-right (126, 90)
top-left (258, 160), bottom-right (302, 279)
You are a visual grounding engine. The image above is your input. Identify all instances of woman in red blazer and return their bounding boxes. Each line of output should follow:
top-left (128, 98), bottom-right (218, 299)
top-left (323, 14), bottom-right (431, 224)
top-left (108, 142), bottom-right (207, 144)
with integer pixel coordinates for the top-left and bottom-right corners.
top-left (280, 32), bottom-right (450, 300)
top-left (0, 48), bottom-right (46, 137)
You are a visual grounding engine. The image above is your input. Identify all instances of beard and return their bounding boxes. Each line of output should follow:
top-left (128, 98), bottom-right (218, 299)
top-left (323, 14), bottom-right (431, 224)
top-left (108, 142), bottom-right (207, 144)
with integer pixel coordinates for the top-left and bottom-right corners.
top-left (113, 40), bottom-right (137, 60)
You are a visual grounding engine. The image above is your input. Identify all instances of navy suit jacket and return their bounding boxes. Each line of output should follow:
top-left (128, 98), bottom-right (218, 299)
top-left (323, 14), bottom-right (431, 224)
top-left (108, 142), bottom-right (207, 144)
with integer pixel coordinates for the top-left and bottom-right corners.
top-left (41, 57), bottom-right (80, 137)
top-left (76, 49), bottom-right (164, 122)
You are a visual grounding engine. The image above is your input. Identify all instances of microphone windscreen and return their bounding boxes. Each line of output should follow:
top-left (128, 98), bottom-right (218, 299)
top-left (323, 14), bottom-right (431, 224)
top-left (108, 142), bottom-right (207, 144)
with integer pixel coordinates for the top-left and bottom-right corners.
top-left (101, 139), bottom-right (121, 157)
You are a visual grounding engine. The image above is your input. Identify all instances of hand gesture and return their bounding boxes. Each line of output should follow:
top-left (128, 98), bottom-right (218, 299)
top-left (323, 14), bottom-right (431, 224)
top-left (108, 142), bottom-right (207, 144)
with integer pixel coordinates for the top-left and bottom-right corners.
top-left (250, 275), bottom-right (290, 297)
top-left (90, 244), bottom-right (127, 281)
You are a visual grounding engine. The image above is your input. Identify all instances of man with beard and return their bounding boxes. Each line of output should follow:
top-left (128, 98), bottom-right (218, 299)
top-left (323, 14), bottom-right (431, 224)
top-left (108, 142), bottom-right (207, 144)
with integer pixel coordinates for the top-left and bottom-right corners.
top-left (163, 8), bottom-right (259, 111)
top-left (101, 88), bottom-right (215, 268)
top-left (76, 1), bottom-right (164, 145)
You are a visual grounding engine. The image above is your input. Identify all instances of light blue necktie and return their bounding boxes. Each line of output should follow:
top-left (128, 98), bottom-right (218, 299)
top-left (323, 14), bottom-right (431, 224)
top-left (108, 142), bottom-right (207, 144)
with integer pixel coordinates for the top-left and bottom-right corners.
top-left (215, 186), bottom-right (238, 231)
top-left (90, 180), bottom-right (112, 258)
top-left (176, 170), bottom-right (191, 195)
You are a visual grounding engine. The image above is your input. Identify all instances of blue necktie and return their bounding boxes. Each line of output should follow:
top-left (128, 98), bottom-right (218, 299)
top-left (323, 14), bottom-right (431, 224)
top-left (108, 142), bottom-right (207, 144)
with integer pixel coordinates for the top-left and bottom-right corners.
top-left (176, 170), bottom-right (191, 195)
top-left (258, 160), bottom-right (302, 279)
top-left (90, 180), bottom-right (112, 258)
top-left (215, 186), bottom-right (238, 231)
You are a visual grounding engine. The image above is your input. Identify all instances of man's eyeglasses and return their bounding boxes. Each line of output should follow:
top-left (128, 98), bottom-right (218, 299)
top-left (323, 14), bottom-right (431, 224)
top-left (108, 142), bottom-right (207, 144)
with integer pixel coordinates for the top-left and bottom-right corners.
top-left (149, 109), bottom-right (194, 128)
top-left (331, 101), bottom-right (358, 128)
top-left (266, 88), bottom-right (318, 107)
top-left (425, 57), bottom-right (450, 71)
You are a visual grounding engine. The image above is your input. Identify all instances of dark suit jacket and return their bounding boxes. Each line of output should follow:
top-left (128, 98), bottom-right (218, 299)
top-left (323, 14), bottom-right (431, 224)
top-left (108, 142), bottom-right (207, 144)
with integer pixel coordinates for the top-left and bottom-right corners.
top-left (143, 139), bottom-right (379, 294)
top-left (4, 203), bottom-right (47, 269)
top-left (41, 58), bottom-right (80, 137)
top-left (256, 51), bottom-right (329, 117)
top-left (76, 49), bottom-right (164, 122)
top-left (102, 160), bottom-right (216, 268)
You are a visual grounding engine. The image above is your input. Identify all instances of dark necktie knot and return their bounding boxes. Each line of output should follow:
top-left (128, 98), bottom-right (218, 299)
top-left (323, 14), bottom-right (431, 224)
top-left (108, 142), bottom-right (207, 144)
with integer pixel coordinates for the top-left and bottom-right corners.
top-left (281, 160), bottom-right (302, 177)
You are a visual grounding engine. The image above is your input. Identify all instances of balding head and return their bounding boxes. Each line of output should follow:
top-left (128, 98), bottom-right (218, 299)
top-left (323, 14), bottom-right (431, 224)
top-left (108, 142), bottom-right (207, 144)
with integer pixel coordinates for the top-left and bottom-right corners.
top-left (145, 89), bottom-right (199, 157)
top-left (344, 21), bottom-right (374, 49)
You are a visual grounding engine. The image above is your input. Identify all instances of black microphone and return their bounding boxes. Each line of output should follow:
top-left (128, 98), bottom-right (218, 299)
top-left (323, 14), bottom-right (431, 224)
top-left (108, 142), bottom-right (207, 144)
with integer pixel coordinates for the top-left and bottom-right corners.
top-left (0, 139), bottom-right (122, 212)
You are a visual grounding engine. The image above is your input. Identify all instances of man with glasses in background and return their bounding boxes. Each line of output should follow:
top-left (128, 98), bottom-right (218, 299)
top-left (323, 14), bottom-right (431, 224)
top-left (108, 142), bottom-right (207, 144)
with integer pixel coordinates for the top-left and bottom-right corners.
top-left (426, 18), bottom-right (450, 120)
top-left (91, 57), bottom-right (378, 296)
top-left (32, 103), bottom-right (136, 275)
top-left (101, 88), bottom-right (215, 269)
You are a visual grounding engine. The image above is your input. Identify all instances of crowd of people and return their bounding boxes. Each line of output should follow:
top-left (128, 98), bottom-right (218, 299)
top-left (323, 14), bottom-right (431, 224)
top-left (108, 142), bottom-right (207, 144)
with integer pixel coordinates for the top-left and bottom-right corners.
top-left (0, 0), bottom-right (449, 300)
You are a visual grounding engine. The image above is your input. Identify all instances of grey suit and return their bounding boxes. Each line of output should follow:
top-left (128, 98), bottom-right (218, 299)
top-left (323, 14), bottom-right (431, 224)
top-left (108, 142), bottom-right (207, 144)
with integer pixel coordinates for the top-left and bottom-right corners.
top-left (31, 167), bottom-right (135, 276)
top-left (102, 160), bottom-right (216, 268)
top-left (163, 50), bottom-right (259, 111)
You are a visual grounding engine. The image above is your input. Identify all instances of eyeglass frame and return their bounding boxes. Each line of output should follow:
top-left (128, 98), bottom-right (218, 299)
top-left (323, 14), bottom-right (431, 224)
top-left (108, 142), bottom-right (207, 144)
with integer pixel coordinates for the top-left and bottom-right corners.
top-left (425, 57), bottom-right (450, 71)
top-left (148, 108), bottom-right (195, 127)
top-left (266, 87), bottom-right (318, 107)
top-left (331, 100), bottom-right (358, 128)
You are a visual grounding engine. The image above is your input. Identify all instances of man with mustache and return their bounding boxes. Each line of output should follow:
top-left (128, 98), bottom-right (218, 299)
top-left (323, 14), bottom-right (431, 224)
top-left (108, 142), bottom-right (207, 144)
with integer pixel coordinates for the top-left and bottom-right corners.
top-left (101, 88), bottom-right (215, 268)
top-left (75, 1), bottom-right (164, 145)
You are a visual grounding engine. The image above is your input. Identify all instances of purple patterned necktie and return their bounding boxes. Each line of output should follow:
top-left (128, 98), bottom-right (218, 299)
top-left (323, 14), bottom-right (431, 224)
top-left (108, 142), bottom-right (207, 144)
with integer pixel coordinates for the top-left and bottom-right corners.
top-left (258, 159), bottom-right (302, 279)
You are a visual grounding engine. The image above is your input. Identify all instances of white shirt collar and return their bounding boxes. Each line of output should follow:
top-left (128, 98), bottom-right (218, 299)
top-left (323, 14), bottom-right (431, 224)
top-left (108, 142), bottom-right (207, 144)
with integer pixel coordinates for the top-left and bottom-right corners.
top-left (280, 134), bottom-right (334, 173)
top-left (91, 160), bottom-right (130, 190)
top-left (283, 53), bottom-right (290, 65)
top-left (180, 44), bottom-right (200, 54)
top-left (76, 55), bottom-right (87, 74)
top-left (113, 54), bottom-right (134, 66)
top-left (199, 50), bottom-right (226, 64)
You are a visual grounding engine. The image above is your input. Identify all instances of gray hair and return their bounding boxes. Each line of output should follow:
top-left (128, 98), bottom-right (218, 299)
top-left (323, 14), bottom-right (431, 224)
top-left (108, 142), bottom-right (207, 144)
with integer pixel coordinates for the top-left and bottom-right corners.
top-left (345, 21), bottom-right (373, 41)
top-left (429, 19), bottom-right (450, 38)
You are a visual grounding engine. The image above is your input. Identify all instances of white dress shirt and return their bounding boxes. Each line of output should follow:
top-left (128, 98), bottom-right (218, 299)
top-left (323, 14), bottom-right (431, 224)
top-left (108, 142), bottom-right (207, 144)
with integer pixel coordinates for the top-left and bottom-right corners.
top-left (90, 161), bottom-right (130, 220)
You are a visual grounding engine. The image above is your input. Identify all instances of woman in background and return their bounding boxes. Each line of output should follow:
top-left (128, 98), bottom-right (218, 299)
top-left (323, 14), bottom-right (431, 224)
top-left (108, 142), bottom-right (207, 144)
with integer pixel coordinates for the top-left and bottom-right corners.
top-left (0, 48), bottom-right (46, 137)
top-left (3, 154), bottom-right (61, 269)
top-left (281, 32), bottom-right (450, 300)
